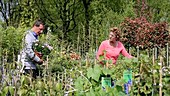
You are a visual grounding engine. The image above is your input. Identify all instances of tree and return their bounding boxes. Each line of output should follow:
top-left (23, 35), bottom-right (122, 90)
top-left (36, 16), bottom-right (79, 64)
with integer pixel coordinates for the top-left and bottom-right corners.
top-left (18, 0), bottom-right (38, 27)
top-left (0, 0), bottom-right (39, 27)
top-left (0, 0), bottom-right (20, 26)
top-left (147, 0), bottom-right (170, 22)
top-left (82, 0), bottom-right (92, 52)
top-left (35, 0), bottom-right (81, 38)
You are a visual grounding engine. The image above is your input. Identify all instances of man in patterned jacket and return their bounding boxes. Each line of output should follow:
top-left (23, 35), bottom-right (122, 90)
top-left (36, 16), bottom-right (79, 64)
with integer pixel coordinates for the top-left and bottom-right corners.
top-left (20, 19), bottom-right (44, 78)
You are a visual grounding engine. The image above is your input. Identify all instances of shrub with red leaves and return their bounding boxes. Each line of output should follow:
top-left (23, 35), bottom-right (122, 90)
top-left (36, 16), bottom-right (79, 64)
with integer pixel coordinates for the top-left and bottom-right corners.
top-left (120, 17), bottom-right (170, 49)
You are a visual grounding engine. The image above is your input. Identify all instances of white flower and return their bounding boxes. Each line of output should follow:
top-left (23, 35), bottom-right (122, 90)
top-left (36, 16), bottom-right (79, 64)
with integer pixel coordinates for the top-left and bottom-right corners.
top-left (35, 43), bottom-right (38, 46)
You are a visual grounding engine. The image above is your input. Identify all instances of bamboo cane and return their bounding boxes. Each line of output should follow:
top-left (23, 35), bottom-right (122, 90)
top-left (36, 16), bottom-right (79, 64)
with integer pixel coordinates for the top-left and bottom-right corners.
top-left (95, 28), bottom-right (98, 66)
top-left (138, 60), bottom-right (143, 95)
top-left (137, 46), bottom-right (143, 95)
top-left (106, 60), bottom-right (109, 69)
top-left (166, 43), bottom-right (169, 66)
top-left (152, 48), bottom-right (156, 96)
top-left (64, 69), bottom-right (67, 90)
top-left (85, 53), bottom-right (89, 67)
top-left (137, 46), bottom-right (139, 60)
top-left (77, 27), bottom-right (80, 54)
top-left (159, 56), bottom-right (163, 96)
top-left (94, 57), bottom-right (97, 65)
top-left (86, 53), bottom-right (88, 67)
top-left (0, 30), bottom-right (1, 66)
top-left (57, 73), bottom-right (60, 83)
top-left (155, 47), bottom-right (158, 59)
top-left (46, 55), bottom-right (49, 75)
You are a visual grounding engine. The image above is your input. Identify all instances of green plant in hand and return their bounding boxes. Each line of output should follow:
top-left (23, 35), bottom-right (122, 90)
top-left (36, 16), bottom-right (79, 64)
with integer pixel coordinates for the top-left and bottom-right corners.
top-left (32, 40), bottom-right (51, 60)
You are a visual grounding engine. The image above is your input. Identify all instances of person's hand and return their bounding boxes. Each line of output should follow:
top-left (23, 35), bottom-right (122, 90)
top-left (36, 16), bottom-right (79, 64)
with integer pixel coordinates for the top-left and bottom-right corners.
top-left (44, 43), bottom-right (53, 50)
top-left (99, 61), bottom-right (105, 65)
top-left (35, 51), bottom-right (43, 59)
top-left (47, 45), bottom-right (53, 50)
top-left (37, 59), bottom-right (43, 65)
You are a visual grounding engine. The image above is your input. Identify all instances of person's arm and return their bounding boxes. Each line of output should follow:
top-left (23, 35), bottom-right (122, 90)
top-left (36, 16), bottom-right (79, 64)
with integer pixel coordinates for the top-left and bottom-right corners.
top-left (120, 43), bottom-right (133, 58)
top-left (97, 42), bottom-right (105, 60)
top-left (24, 34), bottom-right (41, 63)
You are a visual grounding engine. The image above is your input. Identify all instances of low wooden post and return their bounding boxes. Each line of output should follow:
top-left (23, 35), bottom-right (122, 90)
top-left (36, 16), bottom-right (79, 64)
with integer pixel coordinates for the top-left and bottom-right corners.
top-left (155, 47), bottom-right (158, 60)
top-left (137, 46), bottom-right (139, 60)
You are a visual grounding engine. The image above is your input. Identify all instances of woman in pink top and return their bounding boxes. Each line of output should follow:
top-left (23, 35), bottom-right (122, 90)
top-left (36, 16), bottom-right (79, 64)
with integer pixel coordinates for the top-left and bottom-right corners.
top-left (97, 27), bottom-right (133, 64)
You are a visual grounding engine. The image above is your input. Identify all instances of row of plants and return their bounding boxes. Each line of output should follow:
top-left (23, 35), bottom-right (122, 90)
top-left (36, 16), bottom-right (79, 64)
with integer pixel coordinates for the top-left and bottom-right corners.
top-left (0, 43), bottom-right (170, 95)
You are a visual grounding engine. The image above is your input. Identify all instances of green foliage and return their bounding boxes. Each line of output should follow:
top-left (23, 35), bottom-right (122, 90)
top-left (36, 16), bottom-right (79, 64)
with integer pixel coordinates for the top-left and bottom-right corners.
top-left (1, 26), bottom-right (26, 62)
top-left (147, 0), bottom-right (170, 22)
top-left (48, 51), bottom-right (80, 73)
top-left (1, 86), bottom-right (15, 96)
top-left (88, 0), bottom-right (136, 51)
top-left (1, 0), bottom-right (170, 54)
top-left (19, 0), bottom-right (38, 27)
top-left (0, 49), bottom-right (170, 95)
top-left (0, 25), bottom-right (2, 59)
top-left (87, 65), bottom-right (102, 81)
top-left (1, 1), bottom-right (170, 96)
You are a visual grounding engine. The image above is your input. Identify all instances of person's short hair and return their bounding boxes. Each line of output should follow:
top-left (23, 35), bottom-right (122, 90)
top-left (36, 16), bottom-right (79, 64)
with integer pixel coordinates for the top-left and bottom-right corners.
top-left (33, 19), bottom-right (44, 27)
top-left (110, 27), bottom-right (121, 41)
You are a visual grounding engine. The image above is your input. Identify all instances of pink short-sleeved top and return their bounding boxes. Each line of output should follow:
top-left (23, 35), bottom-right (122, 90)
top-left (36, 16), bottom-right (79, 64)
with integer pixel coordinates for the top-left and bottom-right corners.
top-left (97, 40), bottom-right (133, 64)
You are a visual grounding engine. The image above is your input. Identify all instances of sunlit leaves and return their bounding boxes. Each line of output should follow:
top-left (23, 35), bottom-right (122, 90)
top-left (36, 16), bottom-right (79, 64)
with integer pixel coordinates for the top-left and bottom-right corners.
top-left (87, 65), bottom-right (102, 81)
top-left (1, 26), bottom-right (24, 62)
top-left (102, 68), bottom-right (113, 75)
top-left (74, 77), bottom-right (85, 91)
top-left (19, 0), bottom-right (38, 27)
top-left (85, 87), bottom-right (96, 96)
top-left (1, 86), bottom-right (15, 96)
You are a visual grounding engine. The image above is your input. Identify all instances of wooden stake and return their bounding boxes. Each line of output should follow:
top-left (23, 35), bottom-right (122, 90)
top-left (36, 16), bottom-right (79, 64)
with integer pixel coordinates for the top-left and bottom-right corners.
top-left (159, 56), bottom-right (163, 96)
top-left (152, 48), bottom-right (156, 96)
top-left (137, 46), bottom-right (139, 60)
top-left (85, 53), bottom-right (89, 67)
top-left (106, 60), bottom-right (109, 68)
top-left (153, 48), bottom-right (156, 86)
top-left (166, 43), bottom-right (169, 66)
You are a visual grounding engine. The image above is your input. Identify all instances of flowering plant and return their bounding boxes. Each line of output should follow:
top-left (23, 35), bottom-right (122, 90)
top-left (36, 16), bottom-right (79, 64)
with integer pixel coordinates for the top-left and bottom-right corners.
top-left (33, 40), bottom-right (53, 60)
